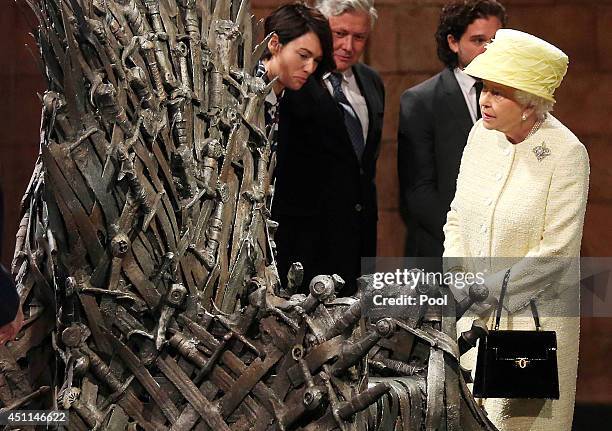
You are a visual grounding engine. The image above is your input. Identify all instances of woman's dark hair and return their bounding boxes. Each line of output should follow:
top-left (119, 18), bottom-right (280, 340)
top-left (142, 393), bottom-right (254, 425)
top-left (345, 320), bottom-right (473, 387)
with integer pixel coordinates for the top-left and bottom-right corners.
top-left (263, 2), bottom-right (335, 78)
top-left (435, 0), bottom-right (507, 69)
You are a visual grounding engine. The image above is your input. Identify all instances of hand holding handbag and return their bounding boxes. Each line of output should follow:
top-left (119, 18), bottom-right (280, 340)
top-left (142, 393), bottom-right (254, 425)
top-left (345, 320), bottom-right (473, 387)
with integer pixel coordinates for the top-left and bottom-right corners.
top-left (473, 269), bottom-right (560, 399)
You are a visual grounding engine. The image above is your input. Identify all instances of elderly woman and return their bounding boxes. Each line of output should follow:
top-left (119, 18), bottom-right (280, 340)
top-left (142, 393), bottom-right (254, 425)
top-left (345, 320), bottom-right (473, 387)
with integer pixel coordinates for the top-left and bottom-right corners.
top-left (443, 29), bottom-right (589, 430)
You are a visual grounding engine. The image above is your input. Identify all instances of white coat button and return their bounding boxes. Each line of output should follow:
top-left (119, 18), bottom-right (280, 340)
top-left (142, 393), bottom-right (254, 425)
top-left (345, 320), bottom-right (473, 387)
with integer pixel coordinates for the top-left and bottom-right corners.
top-left (486, 198), bottom-right (493, 206)
top-left (504, 149), bottom-right (511, 156)
top-left (481, 225), bottom-right (487, 233)
top-left (496, 173), bottom-right (503, 181)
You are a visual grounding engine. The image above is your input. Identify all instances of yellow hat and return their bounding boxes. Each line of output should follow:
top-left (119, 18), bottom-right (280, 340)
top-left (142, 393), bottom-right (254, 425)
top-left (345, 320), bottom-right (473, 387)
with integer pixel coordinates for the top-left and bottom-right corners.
top-left (464, 29), bottom-right (568, 103)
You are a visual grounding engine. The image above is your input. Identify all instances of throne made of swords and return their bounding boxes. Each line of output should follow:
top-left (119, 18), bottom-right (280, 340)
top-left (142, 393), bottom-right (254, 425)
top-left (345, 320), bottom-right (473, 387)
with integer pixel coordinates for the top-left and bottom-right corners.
top-left (0, 1), bottom-right (497, 429)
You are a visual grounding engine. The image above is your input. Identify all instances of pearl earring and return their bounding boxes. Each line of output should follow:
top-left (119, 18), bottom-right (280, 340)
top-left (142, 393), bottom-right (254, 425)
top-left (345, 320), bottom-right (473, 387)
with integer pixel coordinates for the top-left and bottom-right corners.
top-left (522, 113), bottom-right (528, 121)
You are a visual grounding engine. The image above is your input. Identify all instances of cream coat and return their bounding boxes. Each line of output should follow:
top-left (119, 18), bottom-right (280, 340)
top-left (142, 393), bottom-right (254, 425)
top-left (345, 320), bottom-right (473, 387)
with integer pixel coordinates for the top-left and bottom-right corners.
top-left (443, 114), bottom-right (589, 431)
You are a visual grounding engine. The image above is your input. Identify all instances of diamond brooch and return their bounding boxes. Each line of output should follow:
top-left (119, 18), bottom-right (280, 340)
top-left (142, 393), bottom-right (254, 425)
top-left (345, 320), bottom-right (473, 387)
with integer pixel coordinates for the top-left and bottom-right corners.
top-left (532, 142), bottom-right (551, 162)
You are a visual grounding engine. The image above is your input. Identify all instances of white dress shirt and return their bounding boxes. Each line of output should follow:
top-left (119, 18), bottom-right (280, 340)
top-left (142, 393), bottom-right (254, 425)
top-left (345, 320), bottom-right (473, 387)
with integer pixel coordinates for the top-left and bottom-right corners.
top-left (324, 68), bottom-right (369, 142)
top-left (454, 67), bottom-right (479, 124)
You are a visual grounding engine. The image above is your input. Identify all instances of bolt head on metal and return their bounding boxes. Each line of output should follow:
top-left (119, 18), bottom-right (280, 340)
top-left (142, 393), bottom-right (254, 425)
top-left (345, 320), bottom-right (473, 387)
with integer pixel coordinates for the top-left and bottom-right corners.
top-left (167, 283), bottom-right (188, 306)
top-left (291, 345), bottom-right (304, 360)
top-left (375, 318), bottom-right (395, 337)
top-left (111, 233), bottom-right (130, 257)
top-left (309, 275), bottom-right (334, 299)
top-left (303, 387), bottom-right (324, 410)
top-left (62, 325), bottom-right (83, 347)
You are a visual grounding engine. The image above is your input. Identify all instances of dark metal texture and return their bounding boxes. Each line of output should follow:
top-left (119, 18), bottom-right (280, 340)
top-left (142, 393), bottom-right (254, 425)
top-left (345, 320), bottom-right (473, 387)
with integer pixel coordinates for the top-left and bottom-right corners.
top-left (0, 1), bottom-right (498, 430)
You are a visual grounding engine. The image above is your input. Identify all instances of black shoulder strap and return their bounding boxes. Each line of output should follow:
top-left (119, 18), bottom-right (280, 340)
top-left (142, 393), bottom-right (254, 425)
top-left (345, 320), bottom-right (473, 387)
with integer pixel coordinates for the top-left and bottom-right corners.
top-left (494, 269), bottom-right (511, 330)
top-left (494, 268), bottom-right (541, 331)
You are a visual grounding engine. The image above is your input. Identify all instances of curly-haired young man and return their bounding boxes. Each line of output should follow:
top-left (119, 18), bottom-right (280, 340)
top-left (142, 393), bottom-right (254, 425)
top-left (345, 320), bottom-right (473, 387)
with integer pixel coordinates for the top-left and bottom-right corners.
top-left (398, 0), bottom-right (507, 266)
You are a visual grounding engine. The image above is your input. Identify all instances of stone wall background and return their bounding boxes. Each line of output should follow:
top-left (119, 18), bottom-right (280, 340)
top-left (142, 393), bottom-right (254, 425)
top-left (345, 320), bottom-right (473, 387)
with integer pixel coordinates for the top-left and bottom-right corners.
top-left (1, 0), bottom-right (611, 405)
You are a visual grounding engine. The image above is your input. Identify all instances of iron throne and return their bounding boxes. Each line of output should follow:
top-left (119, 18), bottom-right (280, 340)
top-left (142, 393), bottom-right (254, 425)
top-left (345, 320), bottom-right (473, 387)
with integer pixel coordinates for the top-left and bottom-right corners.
top-left (0, 0), bottom-right (497, 429)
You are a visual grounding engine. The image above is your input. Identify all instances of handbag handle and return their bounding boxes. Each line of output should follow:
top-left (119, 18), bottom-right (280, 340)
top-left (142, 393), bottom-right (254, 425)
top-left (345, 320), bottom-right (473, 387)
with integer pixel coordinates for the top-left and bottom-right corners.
top-left (494, 268), bottom-right (541, 331)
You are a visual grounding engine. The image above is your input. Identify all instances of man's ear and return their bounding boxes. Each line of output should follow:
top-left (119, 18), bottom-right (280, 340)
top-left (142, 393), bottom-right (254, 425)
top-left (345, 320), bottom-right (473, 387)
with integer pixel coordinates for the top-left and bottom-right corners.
top-left (268, 33), bottom-right (281, 55)
top-left (447, 34), bottom-right (459, 54)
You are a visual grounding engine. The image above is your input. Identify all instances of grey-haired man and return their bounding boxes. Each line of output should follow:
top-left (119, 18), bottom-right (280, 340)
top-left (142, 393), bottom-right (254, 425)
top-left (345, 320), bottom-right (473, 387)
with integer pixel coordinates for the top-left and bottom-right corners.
top-left (273, 0), bottom-right (385, 296)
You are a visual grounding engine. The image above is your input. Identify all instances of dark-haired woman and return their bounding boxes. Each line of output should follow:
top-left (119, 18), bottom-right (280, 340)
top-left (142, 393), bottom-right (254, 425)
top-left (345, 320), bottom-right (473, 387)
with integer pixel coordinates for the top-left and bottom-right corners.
top-left (255, 3), bottom-right (334, 154)
top-left (258, 2), bottom-right (335, 95)
top-left (255, 3), bottom-right (335, 136)
top-left (256, 3), bottom-right (335, 272)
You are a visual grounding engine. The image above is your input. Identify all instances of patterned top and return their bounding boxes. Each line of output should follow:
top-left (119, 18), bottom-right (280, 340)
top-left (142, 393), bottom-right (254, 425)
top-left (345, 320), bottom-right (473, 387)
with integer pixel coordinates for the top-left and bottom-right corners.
top-left (255, 61), bottom-right (281, 144)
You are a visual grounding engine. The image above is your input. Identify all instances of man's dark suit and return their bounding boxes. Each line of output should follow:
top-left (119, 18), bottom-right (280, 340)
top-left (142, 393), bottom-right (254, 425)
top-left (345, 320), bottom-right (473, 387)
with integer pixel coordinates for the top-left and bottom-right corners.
top-left (398, 67), bottom-right (473, 265)
top-left (273, 63), bottom-right (384, 296)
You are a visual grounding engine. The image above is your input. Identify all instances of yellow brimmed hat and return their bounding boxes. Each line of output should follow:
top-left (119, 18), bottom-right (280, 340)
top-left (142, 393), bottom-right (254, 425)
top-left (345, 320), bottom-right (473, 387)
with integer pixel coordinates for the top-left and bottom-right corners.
top-left (464, 29), bottom-right (568, 103)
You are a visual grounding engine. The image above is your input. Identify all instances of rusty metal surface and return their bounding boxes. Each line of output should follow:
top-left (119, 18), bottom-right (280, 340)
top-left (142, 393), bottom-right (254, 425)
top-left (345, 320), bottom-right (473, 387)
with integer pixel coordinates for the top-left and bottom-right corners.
top-left (0, 1), bottom-right (499, 429)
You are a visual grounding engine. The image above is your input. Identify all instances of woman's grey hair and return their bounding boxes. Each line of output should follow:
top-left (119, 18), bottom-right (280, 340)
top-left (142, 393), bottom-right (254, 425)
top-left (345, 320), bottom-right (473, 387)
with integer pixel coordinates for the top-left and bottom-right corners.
top-left (514, 89), bottom-right (555, 120)
top-left (316, 0), bottom-right (378, 25)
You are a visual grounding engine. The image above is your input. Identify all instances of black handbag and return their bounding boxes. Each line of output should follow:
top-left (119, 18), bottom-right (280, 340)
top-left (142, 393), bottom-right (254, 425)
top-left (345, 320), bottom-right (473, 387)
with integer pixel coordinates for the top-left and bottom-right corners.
top-left (473, 269), bottom-right (560, 399)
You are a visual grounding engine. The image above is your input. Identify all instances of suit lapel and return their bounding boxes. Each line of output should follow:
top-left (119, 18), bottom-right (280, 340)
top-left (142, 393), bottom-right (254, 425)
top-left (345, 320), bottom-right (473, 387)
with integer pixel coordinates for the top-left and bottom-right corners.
top-left (307, 75), bottom-right (361, 164)
top-left (353, 64), bottom-right (375, 150)
top-left (440, 67), bottom-right (473, 137)
top-left (353, 64), bottom-right (384, 166)
top-left (307, 75), bottom-right (336, 112)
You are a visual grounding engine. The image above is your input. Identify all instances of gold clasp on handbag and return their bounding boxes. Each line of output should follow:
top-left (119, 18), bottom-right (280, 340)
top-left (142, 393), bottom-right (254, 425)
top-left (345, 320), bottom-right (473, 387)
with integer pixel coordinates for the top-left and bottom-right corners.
top-left (515, 358), bottom-right (530, 369)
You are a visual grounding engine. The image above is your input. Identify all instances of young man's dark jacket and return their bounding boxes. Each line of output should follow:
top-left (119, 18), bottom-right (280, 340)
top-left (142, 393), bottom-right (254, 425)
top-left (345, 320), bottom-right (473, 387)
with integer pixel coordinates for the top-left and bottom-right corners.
top-left (398, 67), bottom-right (474, 264)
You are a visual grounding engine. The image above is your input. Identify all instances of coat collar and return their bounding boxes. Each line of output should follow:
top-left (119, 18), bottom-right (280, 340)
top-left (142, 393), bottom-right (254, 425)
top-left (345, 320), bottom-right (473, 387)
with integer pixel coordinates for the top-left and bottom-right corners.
top-left (303, 64), bottom-right (378, 166)
top-left (353, 64), bottom-right (378, 149)
top-left (440, 67), bottom-right (473, 135)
